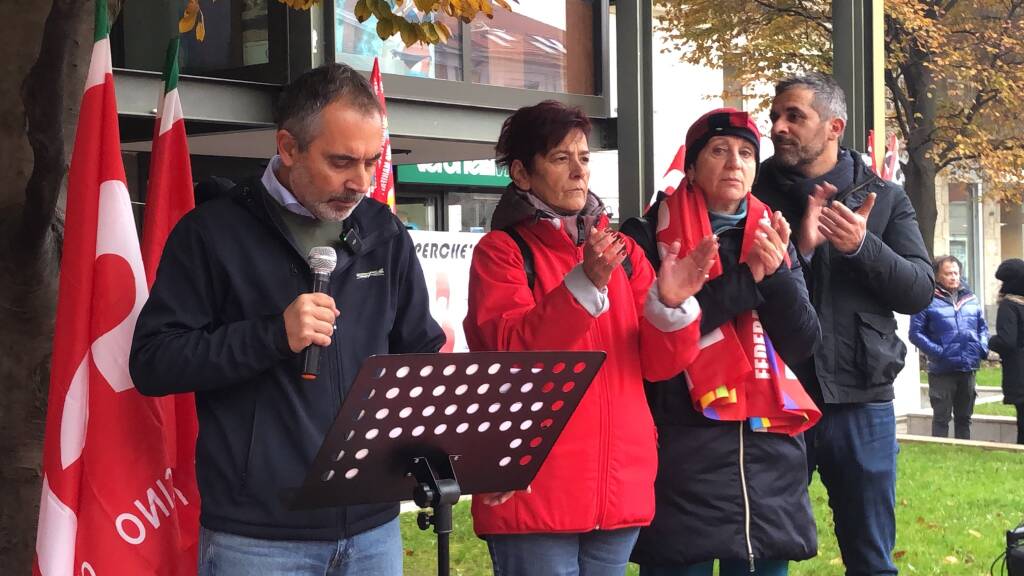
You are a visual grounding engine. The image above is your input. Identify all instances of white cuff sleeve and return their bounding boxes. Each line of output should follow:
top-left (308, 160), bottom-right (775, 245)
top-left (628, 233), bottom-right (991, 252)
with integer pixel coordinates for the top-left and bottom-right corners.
top-left (643, 283), bottom-right (700, 332)
top-left (842, 233), bottom-right (868, 258)
top-left (564, 264), bottom-right (609, 318)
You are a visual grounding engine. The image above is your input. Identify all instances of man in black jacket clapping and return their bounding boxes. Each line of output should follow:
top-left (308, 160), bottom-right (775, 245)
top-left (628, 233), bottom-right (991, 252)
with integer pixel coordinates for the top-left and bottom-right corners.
top-left (754, 72), bottom-right (934, 576)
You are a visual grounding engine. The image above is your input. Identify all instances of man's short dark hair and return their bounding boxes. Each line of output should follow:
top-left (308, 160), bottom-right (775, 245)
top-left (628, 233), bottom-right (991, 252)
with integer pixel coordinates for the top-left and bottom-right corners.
top-left (274, 63), bottom-right (383, 150)
top-left (496, 100), bottom-right (592, 172)
top-left (775, 72), bottom-right (848, 129)
top-left (933, 254), bottom-right (963, 274)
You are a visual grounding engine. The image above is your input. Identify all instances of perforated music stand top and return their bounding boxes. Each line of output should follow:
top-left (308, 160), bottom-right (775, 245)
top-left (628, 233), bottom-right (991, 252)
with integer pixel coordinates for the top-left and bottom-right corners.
top-left (291, 351), bottom-right (605, 509)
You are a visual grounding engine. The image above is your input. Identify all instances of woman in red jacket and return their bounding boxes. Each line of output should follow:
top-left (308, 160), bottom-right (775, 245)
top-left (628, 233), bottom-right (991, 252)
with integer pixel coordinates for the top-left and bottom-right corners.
top-left (463, 100), bottom-right (715, 575)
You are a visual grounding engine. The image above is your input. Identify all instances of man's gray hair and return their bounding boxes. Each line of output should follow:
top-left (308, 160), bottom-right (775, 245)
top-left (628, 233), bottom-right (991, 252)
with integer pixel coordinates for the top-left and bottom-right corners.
top-left (775, 72), bottom-right (848, 125)
top-left (274, 63), bottom-right (383, 150)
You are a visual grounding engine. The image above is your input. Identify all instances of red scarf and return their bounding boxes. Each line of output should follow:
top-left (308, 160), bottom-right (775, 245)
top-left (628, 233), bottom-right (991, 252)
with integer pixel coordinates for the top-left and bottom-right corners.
top-left (656, 180), bottom-right (820, 435)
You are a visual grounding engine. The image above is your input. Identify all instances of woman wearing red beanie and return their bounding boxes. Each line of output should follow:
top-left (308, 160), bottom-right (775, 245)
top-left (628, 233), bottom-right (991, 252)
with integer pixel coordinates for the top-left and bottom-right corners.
top-left (623, 108), bottom-right (821, 575)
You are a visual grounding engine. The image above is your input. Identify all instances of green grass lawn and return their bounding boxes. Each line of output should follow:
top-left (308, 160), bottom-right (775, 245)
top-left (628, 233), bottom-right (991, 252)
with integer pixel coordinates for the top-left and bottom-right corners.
top-left (975, 365), bottom-right (1002, 388)
top-left (400, 443), bottom-right (1024, 575)
top-left (975, 402), bottom-right (1017, 417)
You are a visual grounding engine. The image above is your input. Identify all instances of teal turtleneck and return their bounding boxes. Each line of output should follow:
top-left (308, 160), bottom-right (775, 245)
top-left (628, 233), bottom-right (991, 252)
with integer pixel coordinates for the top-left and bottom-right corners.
top-left (708, 197), bottom-right (748, 234)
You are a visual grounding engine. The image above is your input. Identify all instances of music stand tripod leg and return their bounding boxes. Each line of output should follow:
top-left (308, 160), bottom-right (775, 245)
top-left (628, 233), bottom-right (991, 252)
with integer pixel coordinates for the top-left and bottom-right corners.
top-left (411, 456), bottom-right (461, 576)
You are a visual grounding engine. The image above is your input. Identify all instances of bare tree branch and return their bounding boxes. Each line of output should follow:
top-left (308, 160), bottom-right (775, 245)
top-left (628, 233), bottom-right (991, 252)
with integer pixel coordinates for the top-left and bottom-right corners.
top-left (750, 0), bottom-right (832, 35)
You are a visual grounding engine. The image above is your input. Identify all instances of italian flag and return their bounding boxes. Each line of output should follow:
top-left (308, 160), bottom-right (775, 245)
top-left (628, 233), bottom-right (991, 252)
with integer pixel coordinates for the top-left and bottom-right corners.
top-left (34, 3), bottom-right (198, 575)
top-left (142, 37), bottom-right (196, 287)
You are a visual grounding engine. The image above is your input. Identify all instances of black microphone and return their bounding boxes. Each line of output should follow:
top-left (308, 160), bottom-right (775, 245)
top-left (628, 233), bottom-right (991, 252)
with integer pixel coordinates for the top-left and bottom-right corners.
top-left (301, 246), bottom-right (337, 380)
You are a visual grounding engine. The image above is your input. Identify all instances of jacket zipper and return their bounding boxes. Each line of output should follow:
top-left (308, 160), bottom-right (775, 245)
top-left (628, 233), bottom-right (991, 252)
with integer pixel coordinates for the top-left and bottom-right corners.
top-left (832, 173), bottom-right (876, 206)
top-left (568, 229), bottom-right (608, 528)
top-left (593, 316), bottom-right (610, 530)
top-left (570, 221), bottom-right (608, 529)
top-left (739, 422), bottom-right (755, 572)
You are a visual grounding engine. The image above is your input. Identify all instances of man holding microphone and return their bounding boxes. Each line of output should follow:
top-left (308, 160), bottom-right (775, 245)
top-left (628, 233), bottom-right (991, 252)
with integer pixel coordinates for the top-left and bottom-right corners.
top-left (131, 63), bottom-right (444, 575)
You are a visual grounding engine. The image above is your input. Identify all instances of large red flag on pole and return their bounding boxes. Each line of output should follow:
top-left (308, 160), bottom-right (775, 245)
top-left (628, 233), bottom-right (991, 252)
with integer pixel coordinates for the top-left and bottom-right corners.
top-left (139, 35), bottom-right (202, 572)
top-left (369, 57), bottom-right (396, 213)
top-left (35, 3), bottom-right (198, 574)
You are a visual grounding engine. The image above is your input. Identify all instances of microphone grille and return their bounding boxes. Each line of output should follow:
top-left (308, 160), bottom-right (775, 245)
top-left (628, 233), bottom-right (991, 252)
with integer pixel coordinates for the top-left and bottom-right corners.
top-left (307, 246), bottom-right (337, 274)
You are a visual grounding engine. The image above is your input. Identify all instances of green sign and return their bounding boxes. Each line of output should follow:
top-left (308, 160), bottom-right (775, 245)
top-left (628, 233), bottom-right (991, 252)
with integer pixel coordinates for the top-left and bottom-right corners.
top-left (397, 160), bottom-right (511, 187)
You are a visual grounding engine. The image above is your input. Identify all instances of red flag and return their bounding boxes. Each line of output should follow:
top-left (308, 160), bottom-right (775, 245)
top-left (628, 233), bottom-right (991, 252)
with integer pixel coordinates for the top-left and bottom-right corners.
top-left (369, 57), bottom-right (396, 212)
top-left (866, 129), bottom-right (878, 174)
top-left (139, 36), bottom-right (201, 572)
top-left (883, 133), bottom-right (901, 182)
top-left (651, 144), bottom-right (686, 212)
top-left (35, 5), bottom-right (198, 575)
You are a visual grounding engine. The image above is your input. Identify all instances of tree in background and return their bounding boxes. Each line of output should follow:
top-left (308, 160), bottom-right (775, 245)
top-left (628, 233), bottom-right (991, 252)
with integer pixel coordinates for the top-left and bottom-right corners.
top-left (655, 0), bottom-right (1024, 255)
top-left (0, 0), bottom-right (510, 569)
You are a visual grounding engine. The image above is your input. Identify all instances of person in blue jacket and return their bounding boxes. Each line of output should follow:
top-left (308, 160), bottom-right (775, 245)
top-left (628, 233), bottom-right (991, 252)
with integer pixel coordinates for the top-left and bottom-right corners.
top-left (909, 255), bottom-right (989, 439)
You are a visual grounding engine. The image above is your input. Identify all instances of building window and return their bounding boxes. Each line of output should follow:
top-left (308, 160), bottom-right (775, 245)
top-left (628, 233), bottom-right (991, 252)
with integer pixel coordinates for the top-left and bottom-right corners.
top-left (397, 194), bottom-right (440, 231)
top-left (112, 0), bottom-right (287, 83)
top-left (948, 182), bottom-right (980, 290)
top-left (470, 0), bottom-right (595, 94)
top-left (334, 0), bottom-right (463, 80)
top-left (447, 192), bottom-right (503, 233)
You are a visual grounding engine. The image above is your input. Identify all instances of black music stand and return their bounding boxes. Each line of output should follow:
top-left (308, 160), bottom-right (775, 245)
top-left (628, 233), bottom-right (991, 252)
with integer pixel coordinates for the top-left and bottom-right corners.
top-left (292, 351), bottom-right (606, 576)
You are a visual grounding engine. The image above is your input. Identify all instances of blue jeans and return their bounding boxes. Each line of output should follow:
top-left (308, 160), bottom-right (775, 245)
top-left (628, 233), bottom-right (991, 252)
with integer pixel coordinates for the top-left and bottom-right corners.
top-left (486, 528), bottom-right (641, 576)
top-left (806, 401), bottom-right (898, 576)
top-left (197, 518), bottom-right (402, 576)
top-left (639, 559), bottom-right (788, 575)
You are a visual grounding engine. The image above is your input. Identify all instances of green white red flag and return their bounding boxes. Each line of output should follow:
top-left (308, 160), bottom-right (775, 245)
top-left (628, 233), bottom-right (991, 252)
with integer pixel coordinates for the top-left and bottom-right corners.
top-left (34, 4), bottom-right (198, 574)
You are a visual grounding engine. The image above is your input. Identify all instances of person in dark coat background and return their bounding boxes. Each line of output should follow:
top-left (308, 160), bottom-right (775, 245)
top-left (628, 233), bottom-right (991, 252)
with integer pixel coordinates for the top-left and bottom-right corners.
top-left (989, 258), bottom-right (1024, 444)
top-left (624, 108), bottom-right (821, 576)
top-left (909, 255), bottom-right (989, 439)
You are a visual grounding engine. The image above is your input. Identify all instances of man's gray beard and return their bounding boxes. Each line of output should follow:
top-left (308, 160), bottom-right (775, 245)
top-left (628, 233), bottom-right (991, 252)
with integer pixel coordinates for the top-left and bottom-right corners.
top-left (310, 194), bottom-right (363, 221)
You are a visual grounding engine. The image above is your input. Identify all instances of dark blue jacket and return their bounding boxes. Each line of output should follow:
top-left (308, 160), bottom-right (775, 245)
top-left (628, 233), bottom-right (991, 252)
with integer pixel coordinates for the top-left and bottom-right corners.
top-left (130, 180), bottom-right (445, 541)
top-left (909, 286), bottom-right (989, 374)
top-left (623, 200), bottom-right (820, 565)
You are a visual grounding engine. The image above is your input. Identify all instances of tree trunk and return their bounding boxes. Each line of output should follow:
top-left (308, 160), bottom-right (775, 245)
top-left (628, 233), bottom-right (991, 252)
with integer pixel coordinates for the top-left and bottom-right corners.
top-left (903, 152), bottom-right (938, 259)
top-left (0, 0), bottom-right (93, 570)
top-left (900, 41), bottom-right (938, 258)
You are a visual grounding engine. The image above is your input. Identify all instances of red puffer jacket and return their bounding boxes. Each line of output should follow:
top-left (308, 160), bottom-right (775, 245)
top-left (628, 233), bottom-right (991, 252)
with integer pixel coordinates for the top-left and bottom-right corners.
top-left (464, 187), bottom-right (700, 535)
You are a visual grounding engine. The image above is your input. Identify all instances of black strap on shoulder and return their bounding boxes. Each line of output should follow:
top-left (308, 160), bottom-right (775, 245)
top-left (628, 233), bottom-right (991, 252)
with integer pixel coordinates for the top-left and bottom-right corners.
top-left (502, 227), bottom-right (537, 291)
top-left (619, 193), bottom-right (665, 270)
top-left (503, 224), bottom-right (633, 293)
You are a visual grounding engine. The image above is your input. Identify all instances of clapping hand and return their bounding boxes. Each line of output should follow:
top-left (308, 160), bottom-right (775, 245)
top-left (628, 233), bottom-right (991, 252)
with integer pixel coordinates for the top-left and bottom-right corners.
top-left (748, 211), bottom-right (790, 283)
top-left (583, 227), bottom-right (627, 290)
top-left (657, 235), bottom-right (718, 307)
top-left (798, 182), bottom-right (836, 257)
top-left (820, 192), bottom-right (876, 254)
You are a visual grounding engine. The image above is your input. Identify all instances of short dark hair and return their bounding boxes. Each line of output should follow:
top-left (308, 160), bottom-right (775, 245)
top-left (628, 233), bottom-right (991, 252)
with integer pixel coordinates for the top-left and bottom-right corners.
top-left (933, 255), bottom-right (962, 274)
top-left (775, 72), bottom-right (848, 130)
top-left (496, 100), bottom-right (592, 172)
top-left (274, 63), bottom-right (383, 150)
